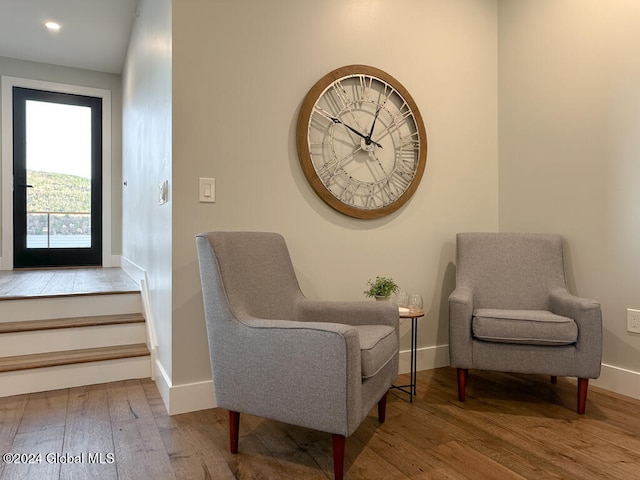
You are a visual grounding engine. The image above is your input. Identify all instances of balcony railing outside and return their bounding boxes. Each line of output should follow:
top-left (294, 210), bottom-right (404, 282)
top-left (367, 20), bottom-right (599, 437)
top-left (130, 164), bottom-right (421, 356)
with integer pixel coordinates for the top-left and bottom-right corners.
top-left (26, 211), bottom-right (91, 248)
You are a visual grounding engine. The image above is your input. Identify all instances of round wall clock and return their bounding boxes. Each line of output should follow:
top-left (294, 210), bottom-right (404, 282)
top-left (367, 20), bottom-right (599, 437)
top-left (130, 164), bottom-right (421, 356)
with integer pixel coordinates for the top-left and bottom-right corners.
top-left (296, 65), bottom-right (427, 219)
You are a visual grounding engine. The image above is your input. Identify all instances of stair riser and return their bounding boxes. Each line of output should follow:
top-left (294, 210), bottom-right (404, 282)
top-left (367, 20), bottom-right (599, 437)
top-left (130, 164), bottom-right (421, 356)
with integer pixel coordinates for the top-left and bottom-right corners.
top-left (0, 356), bottom-right (151, 398)
top-left (0, 323), bottom-right (147, 357)
top-left (0, 293), bottom-right (141, 322)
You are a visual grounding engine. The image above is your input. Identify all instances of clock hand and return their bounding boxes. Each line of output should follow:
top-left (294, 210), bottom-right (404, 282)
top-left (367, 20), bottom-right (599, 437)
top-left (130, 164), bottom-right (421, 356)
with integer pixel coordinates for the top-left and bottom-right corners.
top-left (368, 105), bottom-right (382, 138)
top-left (331, 116), bottom-right (383, 149)
top-left (367, 137), bottom-right (383, 149)
top-left (331, 117), bottom-right (366, 139)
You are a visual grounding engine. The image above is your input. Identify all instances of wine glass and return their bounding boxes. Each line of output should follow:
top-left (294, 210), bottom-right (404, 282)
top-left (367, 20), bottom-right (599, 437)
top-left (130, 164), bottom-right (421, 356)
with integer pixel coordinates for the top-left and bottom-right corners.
top-left (408, 293), bottom-right (423, 313)
top-left (395, 290), bottom-right (409, 308)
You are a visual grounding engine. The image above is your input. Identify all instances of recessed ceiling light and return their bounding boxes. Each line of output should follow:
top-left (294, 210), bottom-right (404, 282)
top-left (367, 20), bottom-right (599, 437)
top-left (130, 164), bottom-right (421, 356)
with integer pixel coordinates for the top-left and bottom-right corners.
top-left (45, 21), bottom-right (61, 31)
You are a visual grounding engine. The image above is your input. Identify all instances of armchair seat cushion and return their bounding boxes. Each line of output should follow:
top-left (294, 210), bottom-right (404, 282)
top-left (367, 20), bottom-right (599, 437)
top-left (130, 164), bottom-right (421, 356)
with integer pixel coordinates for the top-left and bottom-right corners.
top-left (355, 325), bottom-right (397, 379)
top-left (472, 309), bottom-right (578, 346)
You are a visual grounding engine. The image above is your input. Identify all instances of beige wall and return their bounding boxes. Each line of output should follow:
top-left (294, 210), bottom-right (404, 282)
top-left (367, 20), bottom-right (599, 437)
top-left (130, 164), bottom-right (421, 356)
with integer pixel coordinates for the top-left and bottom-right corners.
top-left (498, 1), bottom-right (640, 373)
top-left (171, 0), bottom-right (499, 386)
top-left (122, 0), bottom-right (173, 374)
top-left (7, 0), bottom-right (636, 410)
top-left (0, 56), bottom-right (123, 258)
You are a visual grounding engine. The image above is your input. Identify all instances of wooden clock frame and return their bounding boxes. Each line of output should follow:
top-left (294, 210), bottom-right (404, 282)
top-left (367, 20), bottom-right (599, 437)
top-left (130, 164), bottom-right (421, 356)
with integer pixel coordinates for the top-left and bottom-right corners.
top-left (296, 65), bottom-right (427, 219)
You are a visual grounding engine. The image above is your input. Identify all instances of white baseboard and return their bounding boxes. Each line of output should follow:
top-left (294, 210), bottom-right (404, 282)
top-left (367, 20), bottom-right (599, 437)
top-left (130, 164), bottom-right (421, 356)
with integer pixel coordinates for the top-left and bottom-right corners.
top-left (400, 345), bottom-right (640, 402)
top-left (399, 344), bottom-right (450, 375)
top-left (120, 256), bottom-right (158, 382)
top-left (592, 363), bottom-right (640, 401)
top-left (153, 345), bottom-right (450, 415)
top-left (151, 345), bottom-right (451, 416)
top-left (149, 346), bottom-right (640, 415)
top-left (122, 255), bottom-right (216, 415)
top-left (120, 255), bottom-right (145, 285)
top-left (154, 359), bottom-right (171, 411)
top-left (168, 380), bottom-right (217, 415)
top-left (144, 341), bottom-right (635, 414)
top-left (154, 358), bottom-right (217, 415)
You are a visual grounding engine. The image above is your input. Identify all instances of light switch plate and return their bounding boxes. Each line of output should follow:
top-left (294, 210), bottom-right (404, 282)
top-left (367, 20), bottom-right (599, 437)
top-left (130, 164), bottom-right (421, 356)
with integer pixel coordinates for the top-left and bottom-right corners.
top-left (199, 177), bottom-right (215, 203)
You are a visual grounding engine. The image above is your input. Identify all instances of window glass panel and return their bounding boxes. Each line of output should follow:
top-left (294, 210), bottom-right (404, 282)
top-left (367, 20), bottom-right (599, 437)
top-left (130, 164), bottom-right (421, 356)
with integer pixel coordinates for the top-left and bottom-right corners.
top-left (25, 100), bottom-right (92, 249)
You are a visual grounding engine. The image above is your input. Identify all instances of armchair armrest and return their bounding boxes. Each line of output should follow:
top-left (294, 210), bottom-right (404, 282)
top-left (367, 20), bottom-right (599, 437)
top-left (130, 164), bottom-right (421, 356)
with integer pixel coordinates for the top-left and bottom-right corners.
top-left (549, 288), bottom-right (602, 378)
top-left (211, 316), bottom-right (363, 436)
top-left (549, 287), bottom-right (601, 318)
top-left (296, 298), bottom-right (399, 328)
top-left (448, 286), bottom-right (474, 368)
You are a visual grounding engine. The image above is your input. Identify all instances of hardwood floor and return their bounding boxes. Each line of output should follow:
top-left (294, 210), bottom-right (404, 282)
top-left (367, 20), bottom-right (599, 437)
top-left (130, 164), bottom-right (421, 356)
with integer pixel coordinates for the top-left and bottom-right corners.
top-left (0, 367), bottom-right (639, 480)
top-left (0, 268), bottom-right (139, 300)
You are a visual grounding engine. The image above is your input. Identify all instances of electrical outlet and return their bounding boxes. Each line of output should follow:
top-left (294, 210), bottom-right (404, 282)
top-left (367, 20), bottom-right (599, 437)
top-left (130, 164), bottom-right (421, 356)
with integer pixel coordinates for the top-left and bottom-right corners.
top-left (627, 309), bottom-right (640, 334)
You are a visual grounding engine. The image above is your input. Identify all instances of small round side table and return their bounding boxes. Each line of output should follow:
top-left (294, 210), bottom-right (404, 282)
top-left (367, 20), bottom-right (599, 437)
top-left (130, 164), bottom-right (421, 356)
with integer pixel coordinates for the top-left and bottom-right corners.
top-left (392, 308), bottom-right (424, 402)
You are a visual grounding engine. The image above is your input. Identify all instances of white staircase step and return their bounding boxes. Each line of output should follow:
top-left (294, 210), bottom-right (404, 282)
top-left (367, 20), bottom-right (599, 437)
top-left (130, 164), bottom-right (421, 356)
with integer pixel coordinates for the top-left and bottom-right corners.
top-left (0, 344), bottom-right (149, 372)
top-left (0, 292), bottom-right (142, 322)
top-left (0, 269), bottom-right (152, 398)
top-left (0, 346), bottom-right (151, 397)
top-left (0, 314), bottom-right (146, 357)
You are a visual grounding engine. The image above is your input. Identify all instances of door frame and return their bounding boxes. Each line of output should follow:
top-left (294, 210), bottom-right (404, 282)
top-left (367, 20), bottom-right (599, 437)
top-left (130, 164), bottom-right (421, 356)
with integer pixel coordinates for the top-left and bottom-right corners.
top-left (1, 76), bottom-right (112, 270)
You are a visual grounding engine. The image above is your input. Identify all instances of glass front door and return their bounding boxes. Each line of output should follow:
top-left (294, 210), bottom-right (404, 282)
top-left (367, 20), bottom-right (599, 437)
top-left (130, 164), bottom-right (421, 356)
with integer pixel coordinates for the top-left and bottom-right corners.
top-left (13, 87), bottom-right (102, 267)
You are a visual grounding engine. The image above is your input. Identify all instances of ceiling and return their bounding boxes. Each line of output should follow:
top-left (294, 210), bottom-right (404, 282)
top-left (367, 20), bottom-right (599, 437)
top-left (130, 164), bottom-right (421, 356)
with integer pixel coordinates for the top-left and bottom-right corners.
top-left (0, 0), bottom-right (139, 74)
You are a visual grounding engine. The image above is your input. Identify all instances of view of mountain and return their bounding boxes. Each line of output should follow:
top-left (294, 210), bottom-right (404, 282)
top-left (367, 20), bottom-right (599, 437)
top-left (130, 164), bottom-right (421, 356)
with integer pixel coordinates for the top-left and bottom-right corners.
top-left (27, 170), bottom-right (91, 213)
top-left (25, 170), bottom-right (91, 238)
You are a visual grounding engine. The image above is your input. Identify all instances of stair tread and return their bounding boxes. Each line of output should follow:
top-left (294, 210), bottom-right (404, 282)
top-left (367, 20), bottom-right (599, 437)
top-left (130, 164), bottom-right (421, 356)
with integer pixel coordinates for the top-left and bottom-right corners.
top-left (0, 289), bottom-right (140, 302)
top-left (0, 344), bottom-right (150, 373)
top-left (0, 313), bottom-right (145, 334)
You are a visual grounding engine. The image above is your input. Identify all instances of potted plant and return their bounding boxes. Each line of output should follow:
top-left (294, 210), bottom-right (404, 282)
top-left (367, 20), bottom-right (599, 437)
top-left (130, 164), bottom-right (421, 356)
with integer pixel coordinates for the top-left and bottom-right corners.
top-left (364, 276), bottom-right (399, 300)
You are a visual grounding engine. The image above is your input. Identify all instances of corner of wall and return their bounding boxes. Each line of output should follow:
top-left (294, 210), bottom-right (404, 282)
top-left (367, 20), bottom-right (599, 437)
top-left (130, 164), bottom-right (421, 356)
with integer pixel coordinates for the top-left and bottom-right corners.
top-left (122, 254), bottom-right (216, 415)
top-left (154, 358), bottom-right (216, 415)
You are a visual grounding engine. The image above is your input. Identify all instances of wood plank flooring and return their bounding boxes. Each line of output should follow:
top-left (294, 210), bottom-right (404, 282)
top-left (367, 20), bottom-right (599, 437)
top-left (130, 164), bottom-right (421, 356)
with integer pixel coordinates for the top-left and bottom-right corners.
top-left (0, 268), bottom-right (139, 300)
top-left (0, 367), bottom-right (639, 479)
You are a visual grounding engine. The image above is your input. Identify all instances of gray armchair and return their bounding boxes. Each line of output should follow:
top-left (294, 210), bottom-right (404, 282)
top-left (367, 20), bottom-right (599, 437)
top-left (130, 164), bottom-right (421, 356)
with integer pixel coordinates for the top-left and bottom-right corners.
top-left (449, 232), bottom-right (602, 414)
top-left (196, 232), bottom-right (399, 480)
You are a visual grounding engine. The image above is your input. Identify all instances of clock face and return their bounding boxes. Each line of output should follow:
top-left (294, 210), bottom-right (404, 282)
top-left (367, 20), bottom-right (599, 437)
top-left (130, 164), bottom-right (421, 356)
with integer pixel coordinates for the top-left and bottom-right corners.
top-left (297, 65), bottom-right (427, 219)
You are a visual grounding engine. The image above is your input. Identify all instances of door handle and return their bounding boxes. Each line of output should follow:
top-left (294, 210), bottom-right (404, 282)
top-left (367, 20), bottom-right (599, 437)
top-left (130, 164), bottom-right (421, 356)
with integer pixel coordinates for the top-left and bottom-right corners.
top-left (17, 184), bottom-right (33, 188)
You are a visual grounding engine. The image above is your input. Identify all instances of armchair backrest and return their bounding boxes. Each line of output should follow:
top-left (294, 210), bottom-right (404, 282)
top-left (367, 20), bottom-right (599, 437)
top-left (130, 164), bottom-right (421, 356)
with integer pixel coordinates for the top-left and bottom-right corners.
top-left (196, 231), bottom-right (304, 321)
top-left (456, 232), bottom-right (567, 310)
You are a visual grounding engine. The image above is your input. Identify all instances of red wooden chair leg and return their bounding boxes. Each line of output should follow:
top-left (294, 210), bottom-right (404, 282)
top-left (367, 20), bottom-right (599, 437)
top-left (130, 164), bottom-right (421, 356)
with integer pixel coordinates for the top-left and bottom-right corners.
top-left (457, 368), bottom-right (467, 402)
top-left (378, 392), bottom-right (388, 423)
top-left (577, 378), bottom-right (589, 414)
top-left (229, 411), bottom-right (240, 453)
top-left (332, 434), bottom-right (345, 480)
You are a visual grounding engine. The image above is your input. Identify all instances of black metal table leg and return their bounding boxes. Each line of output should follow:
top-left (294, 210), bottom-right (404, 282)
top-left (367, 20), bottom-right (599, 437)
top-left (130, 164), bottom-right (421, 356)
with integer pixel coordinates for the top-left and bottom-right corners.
top-left (391, 310), bottom-right (423, 402)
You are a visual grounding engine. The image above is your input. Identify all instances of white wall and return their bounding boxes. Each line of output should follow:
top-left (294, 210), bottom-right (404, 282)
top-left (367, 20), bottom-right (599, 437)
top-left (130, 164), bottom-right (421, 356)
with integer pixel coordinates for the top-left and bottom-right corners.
top-left (498, 1), bottom-right (640, 381)
top-left (171, 0), bottom-right (499, 390)
top-left (0, 56), bottom-right (123, 259)
top-left (122, 0), bottom-right (173, 380)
